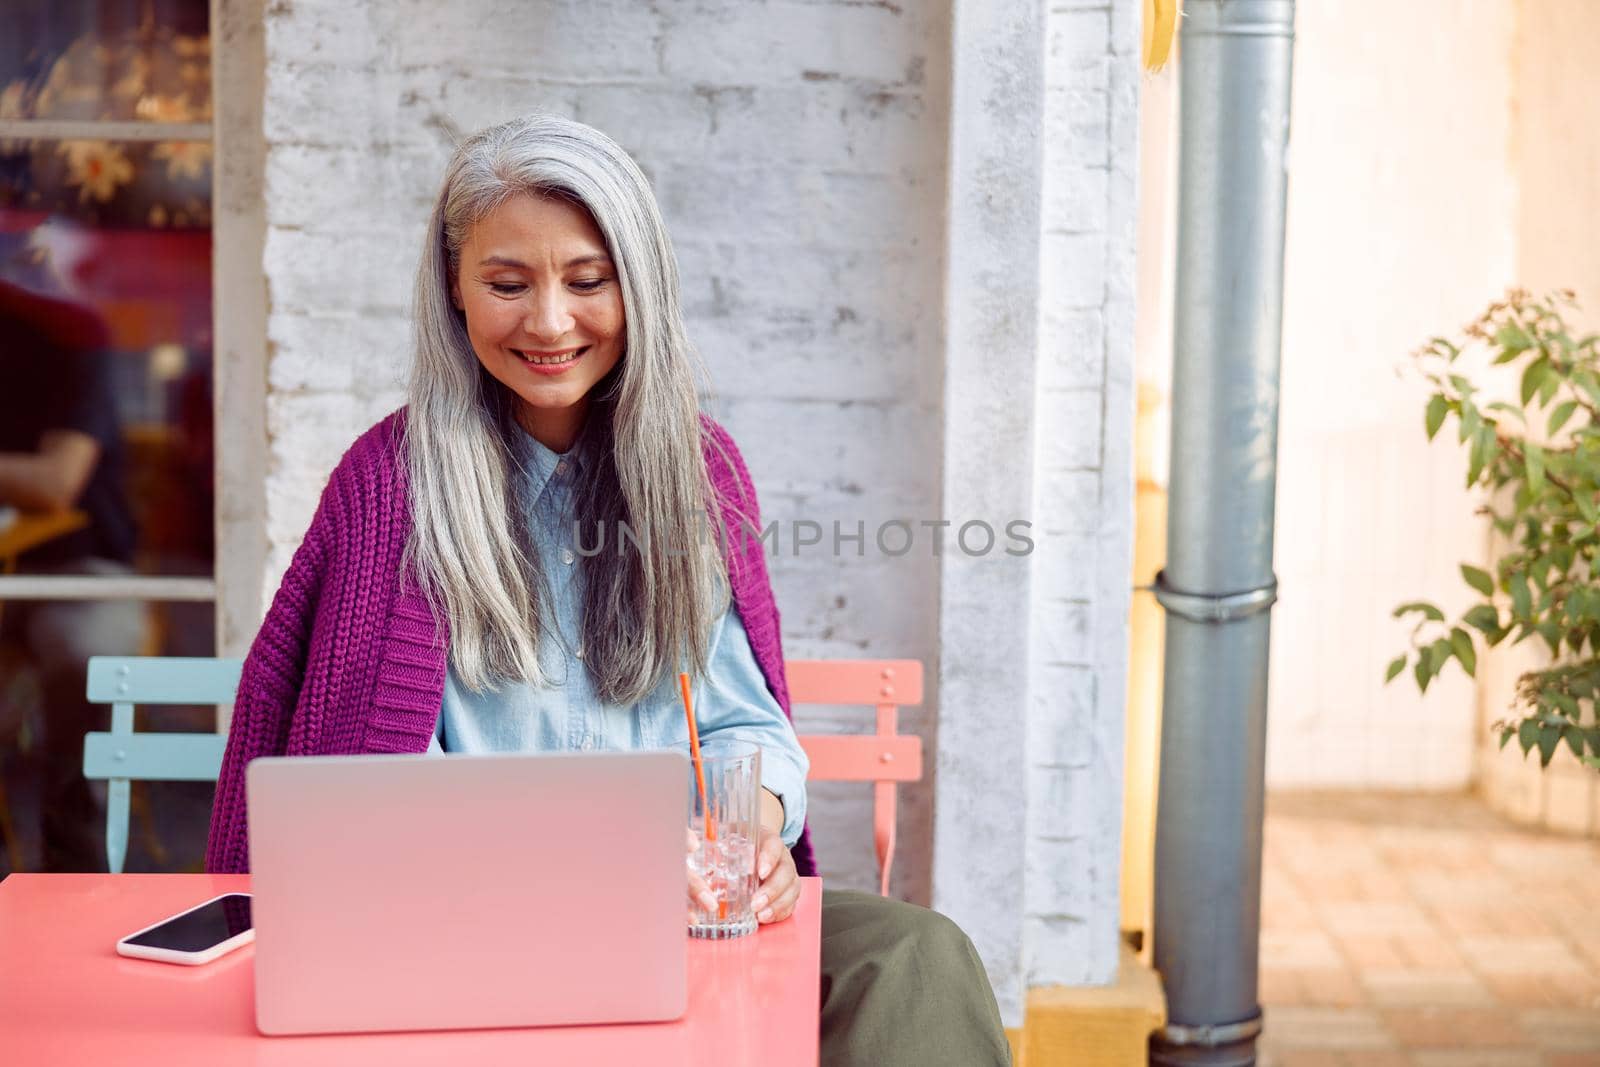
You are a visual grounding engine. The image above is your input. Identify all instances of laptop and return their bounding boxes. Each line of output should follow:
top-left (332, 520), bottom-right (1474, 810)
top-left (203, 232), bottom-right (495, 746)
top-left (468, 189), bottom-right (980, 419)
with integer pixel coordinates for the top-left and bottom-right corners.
top-left (246, 750), bottom-right (689, 1036)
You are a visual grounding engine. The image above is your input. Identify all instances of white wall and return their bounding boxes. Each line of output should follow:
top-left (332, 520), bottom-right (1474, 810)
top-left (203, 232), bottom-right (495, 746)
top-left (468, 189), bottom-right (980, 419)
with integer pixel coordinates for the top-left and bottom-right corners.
top-left (1511, 0), bottom-right (1600, 309)
top-left (1264, 0), bottom-right (1517, 789)
top-left (1476, 0), bottom-right (1600, 834)
top-left (1126, 0), bottom-right (1600, 805)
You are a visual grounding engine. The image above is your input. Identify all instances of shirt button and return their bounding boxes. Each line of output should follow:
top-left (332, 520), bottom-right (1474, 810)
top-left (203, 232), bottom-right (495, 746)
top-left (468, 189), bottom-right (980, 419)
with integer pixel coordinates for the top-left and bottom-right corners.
top-left (575, 645), bottom-right (585, 660)
top-left (555, 460), bottom-right (569, 476)
top-left (580, 737), bottom-right (594, 751)
top-left (560, 548), bottom-right (575, 566)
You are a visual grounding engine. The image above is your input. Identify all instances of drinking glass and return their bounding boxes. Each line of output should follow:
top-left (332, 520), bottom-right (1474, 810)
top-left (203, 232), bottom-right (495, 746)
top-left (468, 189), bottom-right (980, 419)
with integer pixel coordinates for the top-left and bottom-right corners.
top-left (686, 738), bottom-right (761, 939)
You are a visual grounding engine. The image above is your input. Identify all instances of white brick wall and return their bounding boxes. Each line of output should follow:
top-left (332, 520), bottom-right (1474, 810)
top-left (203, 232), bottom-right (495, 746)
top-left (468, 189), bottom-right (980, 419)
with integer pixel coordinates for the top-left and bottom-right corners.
top-left (1023, 0), bottom-right (1138, 991)
top-left (259, 0), bottom-right (949, 905)
top-left (933, 0), bottom-right (1047, 1024)
top-left (254, 0), bottom-right (1139, 1015)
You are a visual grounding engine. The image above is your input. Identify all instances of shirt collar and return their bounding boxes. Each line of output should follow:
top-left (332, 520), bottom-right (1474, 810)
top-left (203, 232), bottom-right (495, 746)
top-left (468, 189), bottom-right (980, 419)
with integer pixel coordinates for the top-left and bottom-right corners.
top-left (507, 425), bottom-right (584, 501)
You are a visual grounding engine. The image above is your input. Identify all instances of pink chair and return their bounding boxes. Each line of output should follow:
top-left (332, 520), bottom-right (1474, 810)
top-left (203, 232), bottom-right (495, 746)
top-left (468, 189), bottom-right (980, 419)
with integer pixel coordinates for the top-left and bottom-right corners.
top-left (787, 659), bottom-right (924, 897)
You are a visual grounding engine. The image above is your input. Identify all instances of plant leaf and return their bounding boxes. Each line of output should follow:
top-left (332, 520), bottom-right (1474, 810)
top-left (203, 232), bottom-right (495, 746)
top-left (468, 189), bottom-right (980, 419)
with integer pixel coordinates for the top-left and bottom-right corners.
top-left (1485, 401), bottom-right (1526, 424)
top-left (1429, 336), bottom-right (1460, 359)
top-left (1384, 654), bottom-right (1407, 683)
top-left (1525, 442), bottom-right (1546, 494)
top-left (1537, 723), bottom-right (1561, 767)
top-left (1539, 371), bottom-right (1560, 407)
top-left (1394, 601), bottom-right (1446, 622)
top-left (1568, 586), bottom-right (1589, 625)
top-left (1577, 369), bottom-right (1600, 408)
top-left (1463, 603), bottom-right (1500, 634)
top-left (1519, 718), bottom-right (1540, 755)
top-left (1498, 322), bottom-right (1533, 354)
top-left (1467, 425), bottom-right (1497, 486)
top-left (1520, 356), bottom-right (1549, 405)
top-left (1425, 394), bottom-right (1448, 440)
top-left (1510, 574), bottom-right (1532, 620)
top-left (1460, 564), bottom-right (1495, 598)
top-left (1548, 399), bottom-right (1579, 436)
top-left (1537, 621), bottom-right (1563, 655)
top-left (1449, 627), bottom-right (1476, 677)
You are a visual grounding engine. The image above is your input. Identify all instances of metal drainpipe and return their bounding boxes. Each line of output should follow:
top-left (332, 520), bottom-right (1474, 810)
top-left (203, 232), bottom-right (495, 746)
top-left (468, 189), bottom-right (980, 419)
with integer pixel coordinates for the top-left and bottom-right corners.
top-left (1148, 2), bottom-right (1296, 1066)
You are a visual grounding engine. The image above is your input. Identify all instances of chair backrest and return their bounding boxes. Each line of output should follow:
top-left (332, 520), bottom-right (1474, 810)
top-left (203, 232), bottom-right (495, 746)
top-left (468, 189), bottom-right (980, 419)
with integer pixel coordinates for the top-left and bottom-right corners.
top-left (787, 659), bottom-right (924, 897)
top-left (83, 654), bottom-right (926, 893)
top-left (83, 656), bottom-right (242, 873)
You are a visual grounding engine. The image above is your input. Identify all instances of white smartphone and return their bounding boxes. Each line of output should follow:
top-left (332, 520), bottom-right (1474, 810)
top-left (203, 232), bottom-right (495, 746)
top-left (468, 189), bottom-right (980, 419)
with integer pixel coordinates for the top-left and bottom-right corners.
top-left (116, 892), bottom-right (255, 965)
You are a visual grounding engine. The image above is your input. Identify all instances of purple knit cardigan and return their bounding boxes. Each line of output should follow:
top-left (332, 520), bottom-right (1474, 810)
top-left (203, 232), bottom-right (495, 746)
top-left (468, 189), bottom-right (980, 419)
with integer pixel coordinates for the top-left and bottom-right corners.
top-left (205, 409), bottom-right (816, 877)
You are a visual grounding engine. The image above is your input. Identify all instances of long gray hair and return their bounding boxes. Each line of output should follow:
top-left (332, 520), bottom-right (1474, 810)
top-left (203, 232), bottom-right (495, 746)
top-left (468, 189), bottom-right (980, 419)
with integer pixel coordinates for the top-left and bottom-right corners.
top-left (404, 113), bottom-right (729, 701)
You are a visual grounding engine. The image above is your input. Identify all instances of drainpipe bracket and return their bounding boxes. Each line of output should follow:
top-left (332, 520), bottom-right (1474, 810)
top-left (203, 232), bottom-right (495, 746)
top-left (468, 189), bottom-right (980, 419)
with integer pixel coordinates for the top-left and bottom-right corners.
top-left (1156, 1008), bottom-right (1264, 1048)
top-left (1151, 570), bottom-right (1279, 624)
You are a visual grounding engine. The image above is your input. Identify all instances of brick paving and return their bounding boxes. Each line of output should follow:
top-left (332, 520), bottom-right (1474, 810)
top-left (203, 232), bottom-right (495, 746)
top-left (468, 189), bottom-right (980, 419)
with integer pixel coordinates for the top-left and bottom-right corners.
top-left (1257, 792), bottom-right (1600, 1067)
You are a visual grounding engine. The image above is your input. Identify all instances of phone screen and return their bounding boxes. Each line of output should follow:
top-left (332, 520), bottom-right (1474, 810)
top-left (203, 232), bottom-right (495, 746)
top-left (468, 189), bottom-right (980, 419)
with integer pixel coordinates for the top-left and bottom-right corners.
top-left (124, 893), bottom-right (253, 953)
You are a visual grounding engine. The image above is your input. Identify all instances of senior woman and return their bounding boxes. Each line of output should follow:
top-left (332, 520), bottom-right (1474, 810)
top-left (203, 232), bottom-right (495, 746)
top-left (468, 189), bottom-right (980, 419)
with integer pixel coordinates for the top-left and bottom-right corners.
top-left (206, 114), bottom-right (1009, 1065)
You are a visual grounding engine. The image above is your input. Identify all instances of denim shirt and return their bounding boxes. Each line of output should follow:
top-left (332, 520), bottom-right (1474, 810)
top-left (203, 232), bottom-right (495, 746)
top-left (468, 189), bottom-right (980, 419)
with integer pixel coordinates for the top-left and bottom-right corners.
top-left (428, 426), bottom-right (809, 847)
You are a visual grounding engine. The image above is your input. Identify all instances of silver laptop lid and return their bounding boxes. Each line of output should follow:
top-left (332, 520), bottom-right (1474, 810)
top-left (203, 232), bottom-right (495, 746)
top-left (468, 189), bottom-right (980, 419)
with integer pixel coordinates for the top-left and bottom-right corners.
top-left (247, 751), bottom-right (688, 1035)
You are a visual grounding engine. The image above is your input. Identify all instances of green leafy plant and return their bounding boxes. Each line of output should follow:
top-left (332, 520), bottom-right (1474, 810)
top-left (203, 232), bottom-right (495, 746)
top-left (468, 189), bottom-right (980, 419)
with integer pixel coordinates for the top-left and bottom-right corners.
top-left (1387, 289), bottom-right (1600, 771)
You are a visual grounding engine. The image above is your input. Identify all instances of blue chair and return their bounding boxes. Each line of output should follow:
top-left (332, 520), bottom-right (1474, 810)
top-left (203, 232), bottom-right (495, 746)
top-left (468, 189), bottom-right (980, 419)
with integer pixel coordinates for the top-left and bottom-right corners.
top-left (83, 656), bottom-right (242, 873)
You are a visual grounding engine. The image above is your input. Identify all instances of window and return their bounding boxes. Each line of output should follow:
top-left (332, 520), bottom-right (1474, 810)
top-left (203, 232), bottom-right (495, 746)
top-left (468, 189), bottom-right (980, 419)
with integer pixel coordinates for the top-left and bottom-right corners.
top-left (1, 0), bottom-right (217, 875)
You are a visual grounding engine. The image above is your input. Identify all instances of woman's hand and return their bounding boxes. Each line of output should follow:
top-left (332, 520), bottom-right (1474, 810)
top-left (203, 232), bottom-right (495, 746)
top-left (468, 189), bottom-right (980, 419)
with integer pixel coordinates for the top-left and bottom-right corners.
top-left (750, 825), bottom-right (799, 924)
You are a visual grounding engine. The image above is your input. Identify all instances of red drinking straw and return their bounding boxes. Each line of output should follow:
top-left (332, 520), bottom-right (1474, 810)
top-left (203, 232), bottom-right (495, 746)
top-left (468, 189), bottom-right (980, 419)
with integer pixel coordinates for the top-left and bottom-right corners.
top-left (679, 672), bottom-right (728, 919)
top-left (678, 671), bottom-right (715, 844)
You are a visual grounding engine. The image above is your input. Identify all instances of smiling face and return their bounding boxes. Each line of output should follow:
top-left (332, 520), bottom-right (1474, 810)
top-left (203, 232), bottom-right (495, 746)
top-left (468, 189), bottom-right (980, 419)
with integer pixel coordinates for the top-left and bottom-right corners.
top-left (451, 192), bottom-right (625, 452)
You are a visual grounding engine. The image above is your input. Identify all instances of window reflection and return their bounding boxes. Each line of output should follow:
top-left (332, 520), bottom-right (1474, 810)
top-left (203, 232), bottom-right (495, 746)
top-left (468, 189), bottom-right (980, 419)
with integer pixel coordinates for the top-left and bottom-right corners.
top-left (0, 214), bottom-right (214, 577)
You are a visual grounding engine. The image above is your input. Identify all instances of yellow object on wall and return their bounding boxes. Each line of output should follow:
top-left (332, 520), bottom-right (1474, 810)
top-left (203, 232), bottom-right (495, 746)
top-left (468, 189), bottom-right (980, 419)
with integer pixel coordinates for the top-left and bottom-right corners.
top-left (1121, 383), bottom-right (1168, 961)
top-left (1012, 944), bottom-right (1168, 1066)
top-left (1143, 0), bottom-right (1180, 72)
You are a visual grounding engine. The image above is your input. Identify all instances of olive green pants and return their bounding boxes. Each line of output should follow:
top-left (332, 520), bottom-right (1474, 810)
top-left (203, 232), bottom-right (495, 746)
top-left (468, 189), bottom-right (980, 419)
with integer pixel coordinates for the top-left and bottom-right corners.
top-left (819, 889), bottom-right (1011, 1066)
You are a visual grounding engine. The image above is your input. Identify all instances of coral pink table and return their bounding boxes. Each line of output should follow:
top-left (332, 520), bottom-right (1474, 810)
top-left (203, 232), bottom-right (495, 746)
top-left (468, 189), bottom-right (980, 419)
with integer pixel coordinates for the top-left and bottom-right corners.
top-left (0, 874), bottom-right (821, 1066)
